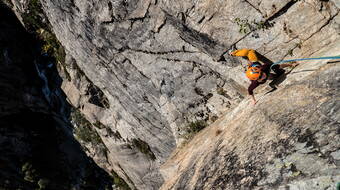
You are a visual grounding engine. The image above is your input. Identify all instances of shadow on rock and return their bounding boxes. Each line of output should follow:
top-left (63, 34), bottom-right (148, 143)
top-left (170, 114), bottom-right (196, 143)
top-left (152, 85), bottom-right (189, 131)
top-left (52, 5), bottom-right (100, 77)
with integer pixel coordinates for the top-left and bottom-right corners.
top-left (0, 3), bottom-right (113, 190)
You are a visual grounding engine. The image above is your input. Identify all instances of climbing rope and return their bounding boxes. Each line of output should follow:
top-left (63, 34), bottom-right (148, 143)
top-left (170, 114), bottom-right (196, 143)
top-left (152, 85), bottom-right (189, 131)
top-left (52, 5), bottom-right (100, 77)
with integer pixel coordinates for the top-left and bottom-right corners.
top-left (270, 55), bottom-right (340, 69)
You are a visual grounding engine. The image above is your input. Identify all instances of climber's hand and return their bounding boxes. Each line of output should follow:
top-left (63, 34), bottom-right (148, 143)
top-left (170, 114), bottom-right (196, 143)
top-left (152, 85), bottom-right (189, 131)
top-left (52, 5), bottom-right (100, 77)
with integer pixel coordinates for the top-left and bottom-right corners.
top-left (250, 95), bottom-right (257, 106)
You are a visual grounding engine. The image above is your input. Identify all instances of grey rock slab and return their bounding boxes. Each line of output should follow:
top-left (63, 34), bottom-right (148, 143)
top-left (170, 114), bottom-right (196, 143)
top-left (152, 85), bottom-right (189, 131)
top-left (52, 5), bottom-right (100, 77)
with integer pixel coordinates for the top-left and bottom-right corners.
top-left (160, 0), bottom-right (264, 47)
top-left (332, 0), bottom-right (340, 9)
top-left (236, 0), bottom-right (340, 61)
top-left (278, 175), bottom-right (340, 190)
top-left (15, 0), bottom-right (339, 189)
top-left (160, 62), bottom-right (340, 189)
top-left (246, 0), bottom-right (293, 18)
top-left (331, 150), bottom-right (340, 160)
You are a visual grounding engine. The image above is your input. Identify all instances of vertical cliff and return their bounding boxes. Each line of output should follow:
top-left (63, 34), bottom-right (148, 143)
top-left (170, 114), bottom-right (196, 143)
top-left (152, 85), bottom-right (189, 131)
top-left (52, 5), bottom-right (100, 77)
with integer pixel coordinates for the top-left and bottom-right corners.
top-left (3, 0), bottom-right (339, 189)
top-left (33, 0), bottom-right (246, 188)
top-left (0, 3), bottom-right (115, 190)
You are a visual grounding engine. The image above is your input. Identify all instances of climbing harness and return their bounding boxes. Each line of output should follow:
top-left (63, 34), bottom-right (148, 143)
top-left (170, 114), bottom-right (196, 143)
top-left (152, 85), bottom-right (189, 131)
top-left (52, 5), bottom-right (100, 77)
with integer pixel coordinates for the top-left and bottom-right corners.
top-left (270, 55), bottom-right (340, 70)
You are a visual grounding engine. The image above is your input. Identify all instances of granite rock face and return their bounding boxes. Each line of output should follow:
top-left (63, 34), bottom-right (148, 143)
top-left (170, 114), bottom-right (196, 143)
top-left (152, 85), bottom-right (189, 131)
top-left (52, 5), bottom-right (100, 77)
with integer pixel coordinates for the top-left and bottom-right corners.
top-left (160, 58), bottom-right (340, 189)
top-left (6, 0), bottom-right (340, 189)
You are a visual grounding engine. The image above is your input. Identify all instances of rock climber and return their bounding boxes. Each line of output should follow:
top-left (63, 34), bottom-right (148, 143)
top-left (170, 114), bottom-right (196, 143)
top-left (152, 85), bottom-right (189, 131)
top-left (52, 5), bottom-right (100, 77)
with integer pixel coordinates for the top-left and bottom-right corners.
top-left (229, 48), bottom-right (298, 105)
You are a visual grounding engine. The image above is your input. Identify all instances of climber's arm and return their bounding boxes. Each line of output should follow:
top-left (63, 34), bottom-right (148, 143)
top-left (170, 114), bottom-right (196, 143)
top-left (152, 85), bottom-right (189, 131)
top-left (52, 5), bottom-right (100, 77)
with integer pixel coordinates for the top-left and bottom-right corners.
top-left (248, 81), bottom-right (259, 105)
top-left (250, 94), bottom-right (257, 105)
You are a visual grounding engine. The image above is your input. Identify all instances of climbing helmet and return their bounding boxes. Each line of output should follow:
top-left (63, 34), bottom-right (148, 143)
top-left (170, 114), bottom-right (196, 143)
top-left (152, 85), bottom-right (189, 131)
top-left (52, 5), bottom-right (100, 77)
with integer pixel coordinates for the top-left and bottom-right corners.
top-left (246, 63), bottom-right (262, 80)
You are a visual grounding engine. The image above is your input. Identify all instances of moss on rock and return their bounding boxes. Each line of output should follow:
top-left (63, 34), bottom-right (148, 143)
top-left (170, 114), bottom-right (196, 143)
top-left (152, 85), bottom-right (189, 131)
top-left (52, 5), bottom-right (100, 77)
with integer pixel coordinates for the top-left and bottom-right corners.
top-left (111, 171), bottom-right (131, 190)
top-left (182, 120), bottom-right (207, 141)
top-left (70, 109), bottom-right (103, 145)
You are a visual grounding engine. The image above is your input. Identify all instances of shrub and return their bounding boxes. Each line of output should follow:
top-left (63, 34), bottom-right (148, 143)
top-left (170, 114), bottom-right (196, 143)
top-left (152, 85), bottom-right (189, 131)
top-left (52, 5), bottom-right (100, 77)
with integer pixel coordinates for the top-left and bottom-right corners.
top-left (111, 171), bottom-right (131, 190)
top-left (70, 109), bottom-right (103, 145)
top-left (186, 120), bottom-right (207, 134)
top-left (22, 0), bottom-right (46, 31)
top-left (22, 162), bottom-right (38, 183)
top-left (182, 120), bottom-right (207, 141)
top-left (234, 18), bottom-right (273, 34)
top-left (74, 125), bottom-right (102, 144)
top-left (22, 0), bottom-right (69, 80)
top-left (234, 18), bottom-right (252, 34)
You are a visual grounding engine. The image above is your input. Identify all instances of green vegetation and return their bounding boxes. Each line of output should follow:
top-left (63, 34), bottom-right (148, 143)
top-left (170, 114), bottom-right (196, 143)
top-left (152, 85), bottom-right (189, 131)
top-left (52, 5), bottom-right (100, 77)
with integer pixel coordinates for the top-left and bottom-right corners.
top-left (40, 29), bottom-right (66, 63)
top-left (75, 125), bottom-right (103, 144)
top-left (185, 120), bottom-right (207, 134)
top-left (37, 179), bottom-right (49, 190)
top-left (252, 20), bottom-right (273, 30)
top-left (22, 0), bottom-right (46, 31)
top-left (70, 109), bottom-right (103, 145)
top-left (234, 18), bottom-right (252, 34)
top-left (22, 162), bottom-right (39, 183)
top-left (217, 87), bottom-right (231, 99)
top-left (21, 163), bottom-right (50, 189)
top-left (217, 87), bottom-right (225, 96)
top-left (38, 28), bottom-right (68, 80)
top-left (21, 0), bottom-right (70, 81)
top-left (287, 48), bottom-right (294, 56)
top-left (182, 120), bottom-right (207, 141)
top-left (131, 138), bottom-right (156, 160)
top-left (111, 171), bottom-right (131, 190)
top-left (234, 18), bottom-right (273, 34)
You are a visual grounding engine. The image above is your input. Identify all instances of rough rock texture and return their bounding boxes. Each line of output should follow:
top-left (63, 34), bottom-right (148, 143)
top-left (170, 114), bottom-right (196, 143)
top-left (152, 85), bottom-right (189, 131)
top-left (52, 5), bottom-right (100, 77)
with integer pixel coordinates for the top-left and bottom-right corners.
top-left (7, 0), bottom-right (340, 189)
top-left (0, 3), bottom-right (114, 190)
top-left (160, 50), bottom-right (340, 189)
top-left (36, 0), bottom-right (247, 188)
